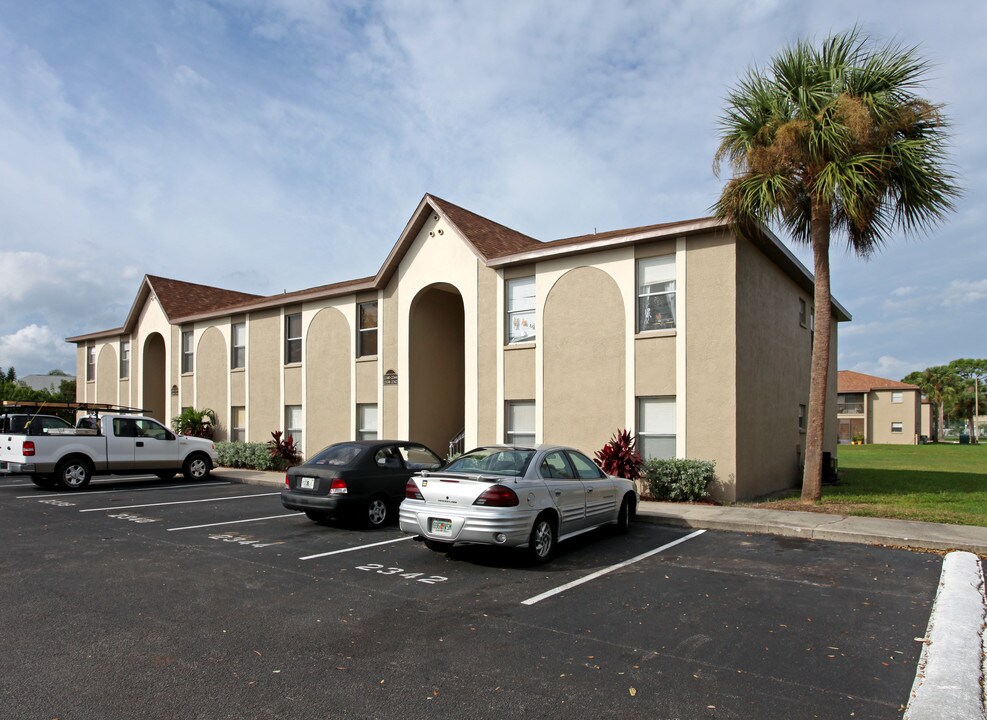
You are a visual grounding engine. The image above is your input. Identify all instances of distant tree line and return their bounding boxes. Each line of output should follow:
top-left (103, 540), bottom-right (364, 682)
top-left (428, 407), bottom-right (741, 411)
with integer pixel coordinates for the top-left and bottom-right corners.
top-left (0, 366), bottom-right (77, 407)
top-left (903, 359), bottom-right (987, 443)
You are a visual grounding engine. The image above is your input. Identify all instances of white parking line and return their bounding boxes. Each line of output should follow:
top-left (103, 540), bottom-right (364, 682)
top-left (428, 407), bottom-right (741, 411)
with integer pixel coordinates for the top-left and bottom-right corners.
top-left (17, 481), bottom-right (231, 499)
top-left (168, 514), bottom-right (302, 531)
top-left (299, 536), bottom-right (414, 560)
top-left (521, 529), bottom-right (706, 606)
top-left (80, 492), bottom-right (280, 512)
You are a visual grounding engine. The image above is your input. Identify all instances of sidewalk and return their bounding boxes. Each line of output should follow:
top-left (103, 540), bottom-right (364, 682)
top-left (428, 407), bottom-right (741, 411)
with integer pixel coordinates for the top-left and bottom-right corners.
top-left (214, 467), bottom-right (987, 555)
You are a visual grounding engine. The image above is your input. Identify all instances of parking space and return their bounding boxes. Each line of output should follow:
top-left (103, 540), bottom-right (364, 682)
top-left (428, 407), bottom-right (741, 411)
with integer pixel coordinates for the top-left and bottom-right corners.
top-left (0, 476), bottom-right (940, 719)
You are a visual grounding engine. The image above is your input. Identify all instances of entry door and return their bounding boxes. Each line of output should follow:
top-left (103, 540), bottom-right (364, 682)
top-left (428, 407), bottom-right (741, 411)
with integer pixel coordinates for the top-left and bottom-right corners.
top-left (107, 418), bottom-right (137, 470)
top-left (133, 419), bottom-right (180, 469)
top-left (539, 450), bottom-right (587, 534)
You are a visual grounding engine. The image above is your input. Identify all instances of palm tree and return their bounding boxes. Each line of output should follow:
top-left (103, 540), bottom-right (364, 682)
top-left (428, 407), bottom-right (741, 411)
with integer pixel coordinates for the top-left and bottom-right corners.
top-left (713, 29), bottom-right (959, 501)
top-left (905, 365), bottom-right (960, 441)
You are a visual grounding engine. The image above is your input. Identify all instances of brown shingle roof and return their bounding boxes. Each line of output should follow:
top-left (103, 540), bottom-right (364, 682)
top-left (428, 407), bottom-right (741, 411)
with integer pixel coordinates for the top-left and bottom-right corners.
top-left (147, 275), bottom-right (262, 321)
top-left (838, 370), bottom-right (919, 393)
top-left (543, 217), bottom-right (719, 249)
top-left (429, 195), bottom-right (542, 258)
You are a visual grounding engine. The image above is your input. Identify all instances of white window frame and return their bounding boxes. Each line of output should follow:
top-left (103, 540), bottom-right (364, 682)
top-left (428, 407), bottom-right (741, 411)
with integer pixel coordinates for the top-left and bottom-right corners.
top-left (637, 396), bottom-right (676, 460)
top-left (230, 406), bottom-right (246, 443)
top-left (119, 340), bottom-right (130, 379)
top-left (86, 345), bottom-right (96, 382)
top-left (636, 256), bottom-right (676, 332)
top-left (231, 322), bottom-right (246, 370)
top-left (799, 298), bottom-right (807, 327)
top-left (357, 403), bottom-right (378, 441)
top-left (891, 391), bottom-right (903, 404)
top-left (505, 400), bottom-right (536, 446)
top-left (891, 421), bottom-right (903, 433)
top-left (285, 405), bottom-right (302, 449)
top-left (357, 302), bottom-right (378, 358)
top-left (181, 331), bottom-right (194, 374)
top-left (285, 313), bottom-right (302, 365)
top-left (505, 276), bottom-right (536, 344)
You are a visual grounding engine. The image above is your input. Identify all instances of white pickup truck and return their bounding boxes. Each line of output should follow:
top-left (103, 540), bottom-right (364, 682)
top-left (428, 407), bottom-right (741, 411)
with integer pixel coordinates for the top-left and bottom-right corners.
top-left (0, 413), bottom-right (217, 490)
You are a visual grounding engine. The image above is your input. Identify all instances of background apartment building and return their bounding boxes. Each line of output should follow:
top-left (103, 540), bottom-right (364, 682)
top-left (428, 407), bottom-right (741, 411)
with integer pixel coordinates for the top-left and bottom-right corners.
top-left (837, 370), bottom-right (922, 444)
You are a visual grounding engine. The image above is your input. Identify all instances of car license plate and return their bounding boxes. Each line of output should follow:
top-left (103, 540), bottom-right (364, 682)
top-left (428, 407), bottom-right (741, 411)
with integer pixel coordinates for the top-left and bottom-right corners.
top-left (300, 477), bottom-right (315, 490)
top-left (430, 519), bottom-right (453, 536)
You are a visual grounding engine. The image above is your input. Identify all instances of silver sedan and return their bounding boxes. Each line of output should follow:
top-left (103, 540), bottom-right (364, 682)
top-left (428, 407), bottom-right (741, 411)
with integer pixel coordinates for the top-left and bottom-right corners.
top-left (399, 444), bottom-right (638, 563)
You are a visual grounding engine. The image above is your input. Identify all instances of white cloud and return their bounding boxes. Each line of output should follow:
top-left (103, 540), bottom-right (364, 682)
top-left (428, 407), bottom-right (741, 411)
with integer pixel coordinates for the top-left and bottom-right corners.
top-left (0, 324), bottom-right (75, 375)
top-left (851, 355), bottom-right (916, 381)
top-left (942, 279), bottom-right (987, 307)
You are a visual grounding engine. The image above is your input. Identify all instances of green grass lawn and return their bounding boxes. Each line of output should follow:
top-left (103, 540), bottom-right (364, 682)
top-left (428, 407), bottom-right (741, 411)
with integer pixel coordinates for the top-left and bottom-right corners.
top-left (753, 443), bottom-right (987, 527)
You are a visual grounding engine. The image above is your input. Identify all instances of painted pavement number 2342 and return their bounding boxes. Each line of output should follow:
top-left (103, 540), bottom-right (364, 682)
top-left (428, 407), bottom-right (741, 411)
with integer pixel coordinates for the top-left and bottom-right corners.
top-left (355, 563), bottom-right (447, 584)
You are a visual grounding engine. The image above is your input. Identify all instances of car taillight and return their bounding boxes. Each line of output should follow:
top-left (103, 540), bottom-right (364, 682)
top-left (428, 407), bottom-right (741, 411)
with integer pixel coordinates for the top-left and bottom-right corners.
top-left (23, 441), bottom-right (35, 457)
top-left (473, 484), bottom-right (519, 507)
top-left (284, 473), bottom-right (290, 488)
top-left (329, 479), bottom-right (347, 495)
top-left (405, 478), bottom-right (424, 500)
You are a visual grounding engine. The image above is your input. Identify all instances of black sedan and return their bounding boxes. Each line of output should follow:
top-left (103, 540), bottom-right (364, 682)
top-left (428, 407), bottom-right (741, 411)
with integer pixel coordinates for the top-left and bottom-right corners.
top-left (281, 440), bottom-right (444, 528)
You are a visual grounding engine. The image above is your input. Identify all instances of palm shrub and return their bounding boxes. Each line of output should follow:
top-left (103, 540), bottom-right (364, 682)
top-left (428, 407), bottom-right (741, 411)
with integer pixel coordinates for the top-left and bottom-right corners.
top-left (594, 429), bottom-right (643, 479)
top-left (643, 458), bottom-right (716, 502)
top-left (268, 430), bottom-right (302, 470)
top-left (171, 407), bottom-right (217, 438)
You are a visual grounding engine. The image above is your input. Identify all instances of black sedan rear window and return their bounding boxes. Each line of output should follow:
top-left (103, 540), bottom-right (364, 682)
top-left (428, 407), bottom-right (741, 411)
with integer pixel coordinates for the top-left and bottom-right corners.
top-left (310, 444), bottom-right (363, 467)
top-left (445, 448), bottom-right (534, 476)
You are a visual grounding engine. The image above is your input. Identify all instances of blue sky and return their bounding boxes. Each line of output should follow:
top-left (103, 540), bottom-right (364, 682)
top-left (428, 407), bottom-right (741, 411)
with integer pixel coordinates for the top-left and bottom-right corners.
top-left (1, 0), bottom-right (984, 379)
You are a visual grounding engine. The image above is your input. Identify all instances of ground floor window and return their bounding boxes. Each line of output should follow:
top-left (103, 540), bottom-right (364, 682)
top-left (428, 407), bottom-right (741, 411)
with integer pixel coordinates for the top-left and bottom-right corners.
top-left (505, 400), bottom-right (535, 446)
top-left (285, 405), bottom-right (302, 449)
top-left (357, 404), bottom-right (378, 441)
top-left (231, 406), bottom-right (245, 443)
top-left (891, 421), bottom-right (903, 434)
top-left (638, 396), bottom-right (676, 460)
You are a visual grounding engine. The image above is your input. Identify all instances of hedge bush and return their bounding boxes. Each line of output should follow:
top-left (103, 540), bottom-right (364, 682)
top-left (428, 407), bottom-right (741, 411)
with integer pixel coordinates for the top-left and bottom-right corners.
top-left (215, 441), bottom-right (277, 471)
top-left (643, 458), bottom-right (715, 502)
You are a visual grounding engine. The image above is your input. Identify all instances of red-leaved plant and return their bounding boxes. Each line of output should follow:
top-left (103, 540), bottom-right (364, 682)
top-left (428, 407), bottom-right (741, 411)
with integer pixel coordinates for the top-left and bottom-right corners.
top-left (594, 428), bottom-right (643, 479)
top-left (268, 430), bottom-right (302, 469)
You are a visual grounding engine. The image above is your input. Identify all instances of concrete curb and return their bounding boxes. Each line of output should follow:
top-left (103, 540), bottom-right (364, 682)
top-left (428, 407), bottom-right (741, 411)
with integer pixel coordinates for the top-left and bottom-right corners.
top-left (904, 551), bottom-right (986, 720)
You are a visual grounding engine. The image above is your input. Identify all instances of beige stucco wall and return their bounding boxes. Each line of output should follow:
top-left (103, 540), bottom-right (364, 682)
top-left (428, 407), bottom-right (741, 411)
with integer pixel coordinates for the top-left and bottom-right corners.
top-left (685, 232), bottom-right (739, 502)
top-left (231, 369), bottom-right (245, 407)
top-left (634, 336), bottom-right (676, 396)
top-left (196, 326), bottom-right (229, 438)
top-left (921, 402), bottom-right (933, 438)
top-left (868, 388), bottom-right (920, 444)
top-left (355, 359), bottom-right (377, 404)
top-left (476, 263), bottom-right (498, 444)
top-left (543, 266), bottom-right (625, 457)
top-left (305, 306), bottom-right (352, 450)
top-left (247, 309), bottom-right (280, 440)
top-left (284, 365), bottom-right (302, 406)
top-left (381, 279), bottom-right (399, 439)
top-left (504, 347), bottom-right (535, 401)
top-left (76, 346), bottom-right (87, 402)
top-left (96, 345), bottom-right (118, 405)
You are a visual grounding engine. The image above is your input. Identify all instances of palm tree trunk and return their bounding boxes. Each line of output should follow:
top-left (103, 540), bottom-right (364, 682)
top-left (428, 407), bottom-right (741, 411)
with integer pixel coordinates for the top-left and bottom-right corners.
top-left (801, 200), bottom-right (832, 503)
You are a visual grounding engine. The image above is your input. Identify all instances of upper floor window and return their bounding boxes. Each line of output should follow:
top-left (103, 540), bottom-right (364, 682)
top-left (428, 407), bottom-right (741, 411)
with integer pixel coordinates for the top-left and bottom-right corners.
top-left (799, 298), bottom-right (807, 327)
top-left (637, 256), bottom-right (676, 332)
top-left (119, 340), bottom-right (130, 379)
top-left (358, 302), bottom-right (378, 357)
top-left (838, 393), bottom-right (865, 414)
top-left (86, 345), bottom-right (96, 382)
top-left (231, 322), bottom-right (246, 369)
top-left (798, 404), bottom-right (806, 431)
top-left (285, 313), bottom-right (302, 364)
top-left (506, 276), bottom-right (536, 344)
top-left (181, 331), bottom-right (194, 374)
top-left (891, 391), bottom-right (903, 404)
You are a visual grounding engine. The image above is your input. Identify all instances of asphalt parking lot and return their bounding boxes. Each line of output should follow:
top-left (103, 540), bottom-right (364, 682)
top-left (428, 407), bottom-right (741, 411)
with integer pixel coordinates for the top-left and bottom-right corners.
top-left (0, 474), bottom-right (942, 719)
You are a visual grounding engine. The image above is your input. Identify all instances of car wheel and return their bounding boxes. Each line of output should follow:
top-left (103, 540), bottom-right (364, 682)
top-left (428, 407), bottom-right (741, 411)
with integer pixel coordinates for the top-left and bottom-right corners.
top-left (615, 494), bottom-right (634, 534)
top-left (304, 510), bottom-right (330, 523)
top-left (30, 474), bottom-right (58, 489)
top-left (526, 513), bottom-right (557, 564)
top-left (56, 458), bottom-right (92, 490)
top-left (182, 453), bottom-right (211, 481)
top-left (156, 471), bottom-right (177, 480)
top-left (366, 496), bottom-right (390, 528)
top-left (424, 539), bottom-right (453, 553)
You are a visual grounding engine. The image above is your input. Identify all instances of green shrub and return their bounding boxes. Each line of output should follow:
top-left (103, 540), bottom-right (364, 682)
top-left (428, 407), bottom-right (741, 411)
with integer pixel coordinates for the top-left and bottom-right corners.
top-left (643, 458), bottom-right (716, 502)
top-left (215, 441), bottom-right (276, 471)
top-left (171, 407), bottom-right (217, 439)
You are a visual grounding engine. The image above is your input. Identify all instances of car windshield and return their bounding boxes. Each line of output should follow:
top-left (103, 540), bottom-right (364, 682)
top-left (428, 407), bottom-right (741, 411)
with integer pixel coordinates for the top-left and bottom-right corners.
top-left (310, 443), bottom-right (363, 467)
top-left (444, 448), bottom-right (535, 476)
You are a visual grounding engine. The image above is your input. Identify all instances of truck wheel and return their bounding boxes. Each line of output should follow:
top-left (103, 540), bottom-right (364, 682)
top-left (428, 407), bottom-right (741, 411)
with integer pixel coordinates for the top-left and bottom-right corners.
top-left (30, 474), bottom-right (58, 489)
top-left (56, 459), bottom-right (92, 490)
top-left (183, 453), bottom-right (211, 481)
